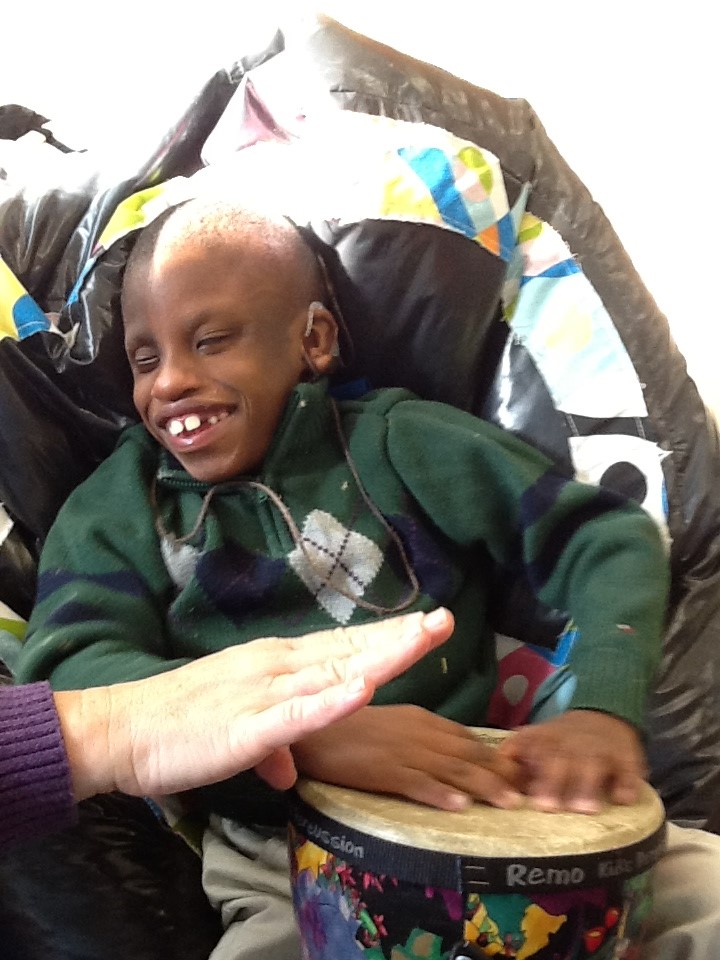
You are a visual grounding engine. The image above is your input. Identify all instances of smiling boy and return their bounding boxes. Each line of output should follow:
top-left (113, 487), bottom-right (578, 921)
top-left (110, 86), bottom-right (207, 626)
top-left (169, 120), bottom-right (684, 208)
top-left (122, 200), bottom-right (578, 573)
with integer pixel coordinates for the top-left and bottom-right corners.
top-left (17, 198), bottom-right (718, 960)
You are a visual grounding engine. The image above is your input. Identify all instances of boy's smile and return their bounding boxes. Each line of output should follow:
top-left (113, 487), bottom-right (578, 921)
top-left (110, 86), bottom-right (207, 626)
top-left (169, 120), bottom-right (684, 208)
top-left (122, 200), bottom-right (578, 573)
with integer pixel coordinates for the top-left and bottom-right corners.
top-left (164, 408), bottom-right (230, 440)
top-left (121, 207), bottom-right (337, 484)
top-left (159, 404), bottom-right (233, 452)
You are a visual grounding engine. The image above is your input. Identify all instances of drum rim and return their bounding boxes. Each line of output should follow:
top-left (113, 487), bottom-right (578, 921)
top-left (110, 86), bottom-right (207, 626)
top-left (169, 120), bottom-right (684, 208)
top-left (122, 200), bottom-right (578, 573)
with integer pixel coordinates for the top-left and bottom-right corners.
top-left (289, 789), bottom-right (667, 894)
top-left (293, 777), bottom-right (666, 858)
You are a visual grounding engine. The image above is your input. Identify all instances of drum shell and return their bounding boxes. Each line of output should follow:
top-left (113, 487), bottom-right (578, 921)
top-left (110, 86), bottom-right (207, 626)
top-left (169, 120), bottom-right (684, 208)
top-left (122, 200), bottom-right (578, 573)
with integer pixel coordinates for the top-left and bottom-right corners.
top-left (288, 776), bottom-right (666, 960)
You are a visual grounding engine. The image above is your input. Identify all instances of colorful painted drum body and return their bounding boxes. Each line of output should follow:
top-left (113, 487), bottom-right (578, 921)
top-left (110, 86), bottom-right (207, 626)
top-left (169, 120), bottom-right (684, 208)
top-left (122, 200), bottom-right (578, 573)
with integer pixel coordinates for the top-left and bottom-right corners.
top-left (288, 730), bottom-right (666, 960)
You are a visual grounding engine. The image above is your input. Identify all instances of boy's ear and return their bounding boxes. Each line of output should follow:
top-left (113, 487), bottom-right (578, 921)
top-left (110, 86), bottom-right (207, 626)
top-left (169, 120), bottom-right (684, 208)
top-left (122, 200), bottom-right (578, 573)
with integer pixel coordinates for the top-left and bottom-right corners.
top-left (303, 303), bottom-right (339, 376)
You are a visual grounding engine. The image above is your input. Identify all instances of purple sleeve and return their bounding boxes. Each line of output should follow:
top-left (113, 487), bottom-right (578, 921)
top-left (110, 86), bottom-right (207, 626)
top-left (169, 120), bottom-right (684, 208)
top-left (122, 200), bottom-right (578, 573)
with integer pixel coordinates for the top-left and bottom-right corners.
top-left (0, 682), bottom-right (76, 848)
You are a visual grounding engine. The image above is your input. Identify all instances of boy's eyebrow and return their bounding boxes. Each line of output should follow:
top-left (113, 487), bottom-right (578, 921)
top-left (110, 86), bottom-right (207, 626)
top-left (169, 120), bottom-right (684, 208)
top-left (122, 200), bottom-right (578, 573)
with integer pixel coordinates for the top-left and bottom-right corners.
top-left (124, 330), bottom-right (153, 346)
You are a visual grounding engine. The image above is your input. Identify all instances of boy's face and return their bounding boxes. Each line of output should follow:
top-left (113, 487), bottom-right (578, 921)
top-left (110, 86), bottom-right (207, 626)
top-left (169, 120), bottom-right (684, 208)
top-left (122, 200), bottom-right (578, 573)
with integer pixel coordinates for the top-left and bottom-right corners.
top-left (123, 234), bottom-right (327, 483)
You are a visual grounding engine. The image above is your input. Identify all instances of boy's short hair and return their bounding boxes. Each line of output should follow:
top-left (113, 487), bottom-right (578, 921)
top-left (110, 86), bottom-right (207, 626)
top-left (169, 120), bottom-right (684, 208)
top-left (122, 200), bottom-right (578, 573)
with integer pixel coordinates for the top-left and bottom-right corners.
top-left (121, 199), bottom-right (328, 312)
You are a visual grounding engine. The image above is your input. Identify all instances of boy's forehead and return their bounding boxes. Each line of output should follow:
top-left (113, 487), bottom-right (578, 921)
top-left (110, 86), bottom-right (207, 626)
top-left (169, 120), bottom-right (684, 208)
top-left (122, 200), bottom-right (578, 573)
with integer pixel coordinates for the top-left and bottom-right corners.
top-left (157, 215), bottom-right (296, 278)
top-left (122, 202), bottom-right (316, 334)
top-left (132, 229), bottom-right (280, 295)
top-left (123, 232), bottom-right (304, 336)
top-left (157, 199), bottom-right (294, 253)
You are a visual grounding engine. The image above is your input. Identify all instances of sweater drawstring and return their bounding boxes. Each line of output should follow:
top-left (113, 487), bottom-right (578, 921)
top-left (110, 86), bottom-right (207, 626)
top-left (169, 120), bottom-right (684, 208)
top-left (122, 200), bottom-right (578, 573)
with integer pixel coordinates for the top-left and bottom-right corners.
top-left (151, 401), bottom-right (420, 616)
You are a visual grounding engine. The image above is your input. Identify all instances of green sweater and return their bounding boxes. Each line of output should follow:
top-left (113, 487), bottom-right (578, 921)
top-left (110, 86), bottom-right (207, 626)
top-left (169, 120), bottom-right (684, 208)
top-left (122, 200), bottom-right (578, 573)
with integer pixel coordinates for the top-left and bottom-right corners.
top-left (17, 380), bottom-right (669, 817)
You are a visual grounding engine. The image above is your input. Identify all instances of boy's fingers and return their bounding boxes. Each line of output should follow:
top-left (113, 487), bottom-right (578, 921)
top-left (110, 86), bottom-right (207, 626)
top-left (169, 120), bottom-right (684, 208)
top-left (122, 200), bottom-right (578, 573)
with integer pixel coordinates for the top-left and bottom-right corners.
top-left (390, 767), bottom-right (473, 812)
top-left (562, 761), bottom-right (605, 814)
top-left (520, 749), bottom-right (601, 812)
top-left (609, 771), bottom-right (644, 806)
top-left (521, 751), bottom-right (645, 814)
top-left (411, 741), bottom-right (525, 810)
top-left (524, 753), bottom-right (567, 812)
top-left (385, 765), bottom-right (522, 813)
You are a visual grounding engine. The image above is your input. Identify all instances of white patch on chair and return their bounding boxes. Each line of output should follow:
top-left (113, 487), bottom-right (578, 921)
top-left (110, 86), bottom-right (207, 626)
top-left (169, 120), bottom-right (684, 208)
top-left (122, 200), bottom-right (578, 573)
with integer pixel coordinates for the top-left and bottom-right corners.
top-left (503, 674), bottom-right (530, 705)
top-left (288, 510), bottom-right (383, 624)
top-left (569, 433), bottom-right (670, 546)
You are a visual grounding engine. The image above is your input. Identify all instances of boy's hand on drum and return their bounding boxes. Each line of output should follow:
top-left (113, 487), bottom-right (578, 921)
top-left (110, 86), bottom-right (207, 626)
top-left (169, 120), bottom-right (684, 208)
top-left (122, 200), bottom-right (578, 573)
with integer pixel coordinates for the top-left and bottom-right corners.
top-left (497, 710), bottom-right (648, 814)
top-left (291, 705), bottom-right (524, 811)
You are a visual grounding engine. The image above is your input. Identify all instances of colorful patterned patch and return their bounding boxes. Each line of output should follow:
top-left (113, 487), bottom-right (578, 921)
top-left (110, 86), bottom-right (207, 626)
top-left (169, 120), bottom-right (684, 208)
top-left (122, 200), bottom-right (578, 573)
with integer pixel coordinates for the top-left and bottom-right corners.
top-left (313, 113), bottom-right (530, 263)
top-left (503, 214), bottom-right (648, 419)
top-left (66, 176), bottom-right (196, 308)
top-left (396, 146), bottom-right (517, 261)
top-left (0, 255), bottom-right (50, 340)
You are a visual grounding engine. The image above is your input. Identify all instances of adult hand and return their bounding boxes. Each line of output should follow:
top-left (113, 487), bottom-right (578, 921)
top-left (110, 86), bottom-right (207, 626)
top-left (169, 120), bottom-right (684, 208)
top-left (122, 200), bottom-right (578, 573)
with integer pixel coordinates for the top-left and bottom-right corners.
top-left (497, 709), bottom-right (647, 813)
top-left (54, 608), bottom-right (454, 802)
top-left (292, 704), bottom-right (524, 811)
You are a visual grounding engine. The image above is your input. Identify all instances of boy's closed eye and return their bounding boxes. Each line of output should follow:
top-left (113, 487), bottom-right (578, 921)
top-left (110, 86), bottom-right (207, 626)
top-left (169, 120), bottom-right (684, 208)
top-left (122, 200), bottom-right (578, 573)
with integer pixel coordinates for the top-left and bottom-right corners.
top-left (131, 349), bottom-right (160, 372)
top-left (196, 332), bottom-right (234, 353)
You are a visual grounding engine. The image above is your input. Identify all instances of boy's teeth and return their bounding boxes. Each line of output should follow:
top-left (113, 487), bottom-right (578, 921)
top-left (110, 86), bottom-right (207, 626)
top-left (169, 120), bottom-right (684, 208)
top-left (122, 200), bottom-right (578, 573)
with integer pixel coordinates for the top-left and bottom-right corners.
top-left (167, 414), bottom-right (205, 436)
top-left (208, 415), bottom-right (218, 425)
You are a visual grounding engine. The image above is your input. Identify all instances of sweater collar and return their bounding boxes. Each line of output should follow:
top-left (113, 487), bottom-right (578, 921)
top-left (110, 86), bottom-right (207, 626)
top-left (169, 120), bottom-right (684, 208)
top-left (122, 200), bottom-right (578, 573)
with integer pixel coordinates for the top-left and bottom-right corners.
top-left (155, 379), bottom-right (333, 491)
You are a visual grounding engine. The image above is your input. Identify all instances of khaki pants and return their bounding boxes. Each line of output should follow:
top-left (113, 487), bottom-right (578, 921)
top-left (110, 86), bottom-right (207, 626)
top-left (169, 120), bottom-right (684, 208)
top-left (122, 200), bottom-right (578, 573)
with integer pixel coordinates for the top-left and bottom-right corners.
top-left (642, 822), bottom-right (720, 960)
top-left (202, 817), bottom-right (300, 960)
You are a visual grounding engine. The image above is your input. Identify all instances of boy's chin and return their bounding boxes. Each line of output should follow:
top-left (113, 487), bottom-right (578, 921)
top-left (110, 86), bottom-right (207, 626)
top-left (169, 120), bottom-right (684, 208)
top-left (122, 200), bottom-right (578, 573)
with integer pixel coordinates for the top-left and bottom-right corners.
top-left (175, 451), bottom-right (261, 484)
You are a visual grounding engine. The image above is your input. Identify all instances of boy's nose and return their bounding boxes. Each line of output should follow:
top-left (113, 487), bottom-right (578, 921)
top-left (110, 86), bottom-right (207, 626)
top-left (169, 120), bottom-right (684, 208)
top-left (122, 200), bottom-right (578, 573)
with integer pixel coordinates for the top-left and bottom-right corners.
top-left (151, 355), bottom-right (202, 400)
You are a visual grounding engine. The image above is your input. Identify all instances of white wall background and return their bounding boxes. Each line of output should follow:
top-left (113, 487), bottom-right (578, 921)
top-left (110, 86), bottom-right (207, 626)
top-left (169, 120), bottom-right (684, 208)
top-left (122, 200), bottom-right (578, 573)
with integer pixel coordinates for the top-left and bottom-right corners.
top-left (3, 1), bottom-right (718, 416)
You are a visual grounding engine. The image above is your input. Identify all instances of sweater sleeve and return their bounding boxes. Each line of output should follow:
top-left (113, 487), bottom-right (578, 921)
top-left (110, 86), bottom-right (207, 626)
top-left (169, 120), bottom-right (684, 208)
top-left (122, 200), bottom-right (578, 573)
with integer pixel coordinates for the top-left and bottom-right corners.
top-left (384, 399), bottom-right (669, 729)
top-left (0, 682), bottom-right (76, 848)
top-left (15, 430), bottom-right (190, 690)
